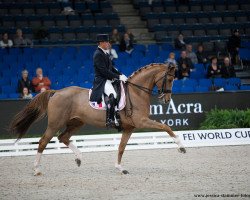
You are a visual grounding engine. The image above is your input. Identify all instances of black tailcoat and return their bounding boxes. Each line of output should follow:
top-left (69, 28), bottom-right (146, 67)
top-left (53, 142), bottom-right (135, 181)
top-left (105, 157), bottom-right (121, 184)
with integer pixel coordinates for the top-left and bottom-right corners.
top-left (90, 47), bottom-right (121, 103)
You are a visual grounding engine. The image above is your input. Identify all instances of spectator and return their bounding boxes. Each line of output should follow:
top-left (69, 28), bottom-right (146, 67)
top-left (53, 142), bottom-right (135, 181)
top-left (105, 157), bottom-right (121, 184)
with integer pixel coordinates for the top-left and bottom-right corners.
top-left (0, 33), bottom-right (13, 48)
top-left (108, 42), bottom-right (118, 61)
top-left (177, 50), bottom-right (193, 79)
top-left (120, 33), bottom-right (134, 54)
top-left (186, 44), bottom-right (198, 64)
top-left (13, 28), bottom-right (33, 47)
top-left (110, 28), bottom-right (121, 44)
top-left (126, 29), bottom-right (136, 43)
top-left (207, 57), bottom-right (222, 78)
top-left (20, 87), bottom-right (33, 99)
top-left (165, 52), bottom-right (177, 66)
top-left (221, 56), bottom-right (236, 78)
top-left (32, 68), bottom-right (51, 93)
top-left (196, 44), bottom-right (208, 64)
top-left (174, 34), bottom-right (186, 50)
top-left (227, 29), bottom-right (241, 65)
top-left (18, 69), bottom-right (33, 94)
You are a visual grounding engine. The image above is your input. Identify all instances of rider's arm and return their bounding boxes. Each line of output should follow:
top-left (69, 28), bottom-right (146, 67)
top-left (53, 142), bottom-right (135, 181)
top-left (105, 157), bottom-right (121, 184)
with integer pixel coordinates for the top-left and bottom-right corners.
top-left (95, 53), bottom-right (120, 80)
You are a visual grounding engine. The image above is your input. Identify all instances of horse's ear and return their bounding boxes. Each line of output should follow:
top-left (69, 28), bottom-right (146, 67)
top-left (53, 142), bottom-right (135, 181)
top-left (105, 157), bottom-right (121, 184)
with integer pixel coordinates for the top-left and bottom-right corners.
top-left (168, 63), bottom-right (176, 71)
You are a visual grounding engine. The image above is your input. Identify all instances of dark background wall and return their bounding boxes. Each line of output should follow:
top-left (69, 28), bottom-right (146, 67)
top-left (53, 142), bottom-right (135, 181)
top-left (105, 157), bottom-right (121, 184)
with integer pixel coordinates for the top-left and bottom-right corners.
top-left (1, 91), bottom-right (249, 139)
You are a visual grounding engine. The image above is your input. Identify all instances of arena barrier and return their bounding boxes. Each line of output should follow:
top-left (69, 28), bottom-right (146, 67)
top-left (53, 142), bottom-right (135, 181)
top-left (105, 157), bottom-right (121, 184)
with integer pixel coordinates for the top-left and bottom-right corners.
top-left (0, 128), bottom-right (249, 157)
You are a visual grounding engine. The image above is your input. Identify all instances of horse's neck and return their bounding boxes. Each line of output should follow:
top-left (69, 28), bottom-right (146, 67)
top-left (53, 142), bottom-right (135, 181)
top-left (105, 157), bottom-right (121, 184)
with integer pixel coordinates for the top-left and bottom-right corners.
top-left (128, 65), bottom-right (160, 100)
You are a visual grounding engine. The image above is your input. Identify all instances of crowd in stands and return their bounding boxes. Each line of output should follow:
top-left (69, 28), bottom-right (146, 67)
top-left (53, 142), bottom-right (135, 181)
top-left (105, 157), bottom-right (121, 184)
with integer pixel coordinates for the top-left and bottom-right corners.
top-left (17, 68), bottom-right (51, 99)
top-left (0, 26), bottom-right (246, 99)
top-left (0, 28), bottom-right (33, 48)
top-left (164, 29), bottom-right (240, 91)
top-left (111, 28), bottom-right (135, 54)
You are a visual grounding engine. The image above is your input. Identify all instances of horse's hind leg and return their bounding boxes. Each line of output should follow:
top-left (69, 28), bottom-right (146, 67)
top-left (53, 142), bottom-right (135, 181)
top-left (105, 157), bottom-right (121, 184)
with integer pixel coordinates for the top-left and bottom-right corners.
top-left (58, 118), bottom-right (84, 167)
top-left (115, 128), bottom-right (134, 174)
top-left (34, 127), bottom-right (55, 176)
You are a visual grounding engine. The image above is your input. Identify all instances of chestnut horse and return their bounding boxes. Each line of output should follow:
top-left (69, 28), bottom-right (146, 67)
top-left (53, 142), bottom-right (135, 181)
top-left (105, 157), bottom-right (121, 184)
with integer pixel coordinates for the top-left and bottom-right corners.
top-left (9, 63), bottom-right (186, 176)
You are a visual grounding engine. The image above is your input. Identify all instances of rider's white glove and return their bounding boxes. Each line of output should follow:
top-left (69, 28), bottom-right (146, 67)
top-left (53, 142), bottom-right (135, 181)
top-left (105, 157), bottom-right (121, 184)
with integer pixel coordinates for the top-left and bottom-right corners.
top-left (119, 74), bottom-right (128, 82)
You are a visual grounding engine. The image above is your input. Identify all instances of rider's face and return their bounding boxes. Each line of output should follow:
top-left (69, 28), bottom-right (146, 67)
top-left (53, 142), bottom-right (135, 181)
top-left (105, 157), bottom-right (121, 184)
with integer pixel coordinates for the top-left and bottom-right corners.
top-left (99, 41), bottom-right (110, 50)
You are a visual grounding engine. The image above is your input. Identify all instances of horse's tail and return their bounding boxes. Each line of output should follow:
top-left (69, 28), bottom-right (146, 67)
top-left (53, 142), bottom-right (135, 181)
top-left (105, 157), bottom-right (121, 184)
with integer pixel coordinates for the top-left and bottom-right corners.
top-left (9, 90), bottom-right (56, 141)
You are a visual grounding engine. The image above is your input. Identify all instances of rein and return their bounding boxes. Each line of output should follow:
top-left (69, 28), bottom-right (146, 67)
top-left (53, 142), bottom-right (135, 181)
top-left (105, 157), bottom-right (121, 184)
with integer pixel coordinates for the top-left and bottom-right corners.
top-left (126, 72), bottom-right (174, 95)
top-left (124, 71), bottom-right (174, 117)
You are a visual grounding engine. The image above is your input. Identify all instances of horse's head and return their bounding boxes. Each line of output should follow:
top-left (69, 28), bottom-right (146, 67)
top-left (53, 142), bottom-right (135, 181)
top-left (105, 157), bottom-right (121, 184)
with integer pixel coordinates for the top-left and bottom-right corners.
top-left (155, 63), bottom-right (176, 104)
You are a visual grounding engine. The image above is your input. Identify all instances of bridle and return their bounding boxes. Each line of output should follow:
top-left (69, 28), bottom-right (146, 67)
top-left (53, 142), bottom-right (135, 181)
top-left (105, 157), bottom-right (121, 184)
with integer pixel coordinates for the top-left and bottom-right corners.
top-left (126, 70), bottom-right (175, 97)
top-left (155, 71), bottom-right (175, 98)
top-left (124, 68), bottom-right (175, 118)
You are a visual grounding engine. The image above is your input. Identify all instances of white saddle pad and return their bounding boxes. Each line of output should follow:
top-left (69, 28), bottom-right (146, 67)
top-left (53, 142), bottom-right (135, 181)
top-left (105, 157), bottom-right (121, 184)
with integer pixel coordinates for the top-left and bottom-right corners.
top-left (89, 83), bottom-right (126, 111)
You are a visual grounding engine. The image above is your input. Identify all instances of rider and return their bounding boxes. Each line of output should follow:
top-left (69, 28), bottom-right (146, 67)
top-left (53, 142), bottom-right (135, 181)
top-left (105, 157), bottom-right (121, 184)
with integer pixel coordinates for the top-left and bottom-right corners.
top-left (90, 34), bottom-right (128, 127)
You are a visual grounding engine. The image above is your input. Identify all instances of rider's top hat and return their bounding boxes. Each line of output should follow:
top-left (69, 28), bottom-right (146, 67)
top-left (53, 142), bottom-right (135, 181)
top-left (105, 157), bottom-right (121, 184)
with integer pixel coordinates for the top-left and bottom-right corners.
top-left (96, 34), bottom-right (110, 42)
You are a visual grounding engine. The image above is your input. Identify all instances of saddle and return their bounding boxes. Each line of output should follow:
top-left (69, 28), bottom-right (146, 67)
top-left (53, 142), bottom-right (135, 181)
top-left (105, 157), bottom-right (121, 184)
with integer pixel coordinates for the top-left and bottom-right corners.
top-left (89, 82), bottom-right (126, 111)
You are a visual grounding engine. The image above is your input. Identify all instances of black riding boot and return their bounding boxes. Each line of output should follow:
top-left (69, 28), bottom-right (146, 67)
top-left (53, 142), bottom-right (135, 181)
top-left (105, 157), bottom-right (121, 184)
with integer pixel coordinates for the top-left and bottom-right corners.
top-left (105, 94), bottom-right (116, 128)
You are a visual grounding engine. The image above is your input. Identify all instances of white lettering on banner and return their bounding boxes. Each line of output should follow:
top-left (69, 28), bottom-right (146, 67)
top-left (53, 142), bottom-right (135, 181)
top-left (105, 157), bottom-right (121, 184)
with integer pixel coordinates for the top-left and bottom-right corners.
top-left (178, 128), bottom-right (250, 147)
top-left (150, 99), bottom-right (203, 115)
top-left (150, 105), bottom-right (163, 115)
top-left (160, 118), bottom-right (189, 126)
top-left (235, 130), bottom-right (250, 138)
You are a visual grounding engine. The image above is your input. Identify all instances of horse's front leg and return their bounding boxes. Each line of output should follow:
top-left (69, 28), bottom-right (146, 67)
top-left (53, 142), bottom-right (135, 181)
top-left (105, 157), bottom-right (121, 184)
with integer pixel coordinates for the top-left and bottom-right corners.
top-left (115, 128), bottom-right (133, 174)
top-left (138, 117), bottom-right (186, 153)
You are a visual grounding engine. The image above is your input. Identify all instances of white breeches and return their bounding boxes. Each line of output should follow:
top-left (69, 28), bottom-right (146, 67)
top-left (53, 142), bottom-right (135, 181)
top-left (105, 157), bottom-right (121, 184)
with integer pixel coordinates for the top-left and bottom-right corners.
top-left (104, 80), bottom-right (117, 99)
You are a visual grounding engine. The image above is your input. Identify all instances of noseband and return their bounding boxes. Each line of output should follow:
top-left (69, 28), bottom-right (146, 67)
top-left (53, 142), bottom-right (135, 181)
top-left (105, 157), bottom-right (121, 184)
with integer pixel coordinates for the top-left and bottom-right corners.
top-left (155, 71), bottom-right (175, 97)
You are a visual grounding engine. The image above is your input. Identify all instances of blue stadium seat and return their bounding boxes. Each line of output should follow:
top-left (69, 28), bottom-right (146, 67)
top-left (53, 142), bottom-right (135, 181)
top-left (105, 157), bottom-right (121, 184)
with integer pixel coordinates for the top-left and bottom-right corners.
top-left (213, 78), bottom-right (227, 87)
top-left (10, 78), bottom-right (18, 87)
top-left (9, 93), bottom-right (20, 99)
top-left (1, 85), bottom-right (16, 94)
top-left (173, 80), bottom-right (183, 88)
top-left (154, 57), bottom-right (165, 63)
top-left (226, 77), bottom-right (241, 85)
top-left (133, 44), bottom-right (146, 53)
top-left (190, 71), bottom-right (203, 79)
top-left (62, 68), bottom-right (77, 76)
top-left (199, 79), bottom-right (213, 87)
top-left (140, 57), bottom-right (154, 66)
top-left (0, 78), bottom-right (10, 86)
top-left (240, 85), bottom-right (250, 90)
top-left (239, 48), bottom-right (250, 61)
top-left (161, 43), bottom-right (174, 51)
top-left (147, 44), bottom-right (159, 57)
top-left (182, 79), bottom-right (198, 87)
top-left (194, 63), bottom-right (206, 71)
top-left (127, 59), bottom-right (140, 69)
top-left (0, 94), bottom-right (8, 99)
top-left (172, 84), bottom-right (181, 94)
top-left (180, 86), bottom-right (195, 93)
top-left (224, 85), bottom-right (239, 91)
top-left (159, 50), bottom-right (170, 60)
top-left (195, 86), bottom-right (209, 92)
top-left (52, 83), bottom-right (64, 90)
top-left (131, 51), bottom-right (144, 59)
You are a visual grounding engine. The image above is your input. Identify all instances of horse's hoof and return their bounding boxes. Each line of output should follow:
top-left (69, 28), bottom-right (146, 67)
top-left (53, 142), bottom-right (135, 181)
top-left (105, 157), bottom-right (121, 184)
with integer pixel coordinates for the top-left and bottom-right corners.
top-left (178, 147), bottom-right (186, 154)
top-left (34, 172), bottom-right (42, 176)
top-left (75, 158), bottom-right (81, 167)
top-left (34, 168), bottom-right (42, 176)
top-left (122, 170), bottom-right (129, 174)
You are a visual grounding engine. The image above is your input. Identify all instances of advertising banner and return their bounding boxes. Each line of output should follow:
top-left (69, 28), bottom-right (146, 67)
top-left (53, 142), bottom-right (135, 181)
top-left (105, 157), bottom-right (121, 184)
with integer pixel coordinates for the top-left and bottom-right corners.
top-left (178, 128), bottom-right (250, 147)
top-left (149, 91), bottom-right (250, 130)
top-left (0, 91), bottom-right (249, 137)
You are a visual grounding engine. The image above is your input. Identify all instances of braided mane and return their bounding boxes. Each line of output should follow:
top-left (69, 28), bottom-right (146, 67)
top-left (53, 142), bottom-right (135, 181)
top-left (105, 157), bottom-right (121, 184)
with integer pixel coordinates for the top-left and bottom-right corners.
top-left (128, 63), bottom-right (167, 80)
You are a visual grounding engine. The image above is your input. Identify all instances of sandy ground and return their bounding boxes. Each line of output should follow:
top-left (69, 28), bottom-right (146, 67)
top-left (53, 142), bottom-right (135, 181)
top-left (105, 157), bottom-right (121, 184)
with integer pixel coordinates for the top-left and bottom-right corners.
top-left (0, 145), bottom-right (250, 200)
